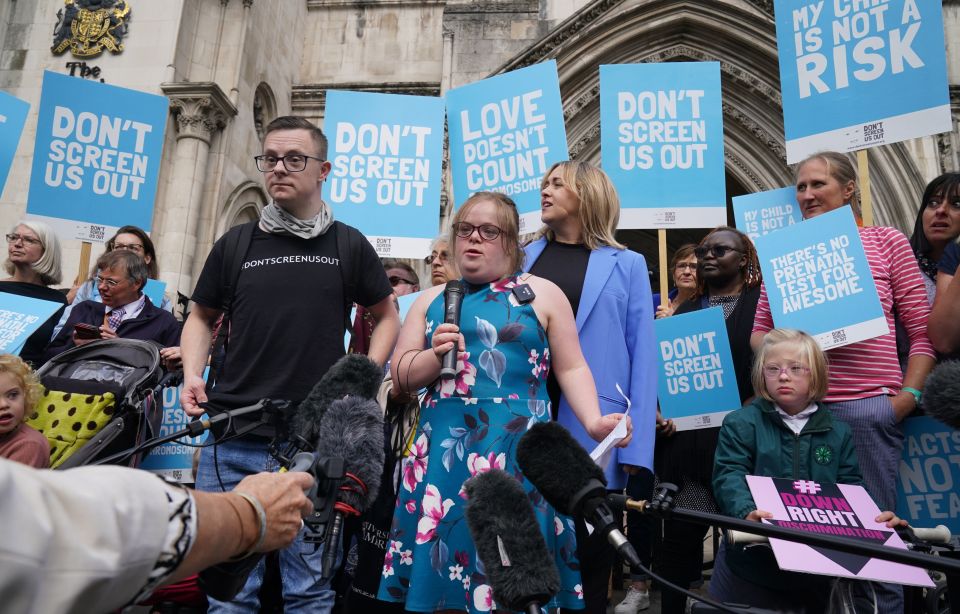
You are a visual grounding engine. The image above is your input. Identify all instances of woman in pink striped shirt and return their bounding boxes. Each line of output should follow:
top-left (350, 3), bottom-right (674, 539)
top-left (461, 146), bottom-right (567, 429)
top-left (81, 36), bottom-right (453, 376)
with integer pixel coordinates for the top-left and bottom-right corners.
top-left (749, 151), bottom-right (935, 613)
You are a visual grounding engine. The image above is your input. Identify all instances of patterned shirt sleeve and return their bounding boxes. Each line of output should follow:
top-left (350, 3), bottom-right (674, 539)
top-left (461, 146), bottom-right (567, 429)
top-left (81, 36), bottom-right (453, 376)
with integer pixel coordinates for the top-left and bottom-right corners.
top-left (751, 281), bottom-right (773, 334)
top-left (881, 227), bottom-right (936, 359)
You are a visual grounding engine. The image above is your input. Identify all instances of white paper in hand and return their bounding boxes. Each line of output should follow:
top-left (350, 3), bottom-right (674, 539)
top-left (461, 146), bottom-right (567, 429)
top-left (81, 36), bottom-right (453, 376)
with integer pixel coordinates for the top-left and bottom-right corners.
top-left (589, 383), bottom-right (630, 471)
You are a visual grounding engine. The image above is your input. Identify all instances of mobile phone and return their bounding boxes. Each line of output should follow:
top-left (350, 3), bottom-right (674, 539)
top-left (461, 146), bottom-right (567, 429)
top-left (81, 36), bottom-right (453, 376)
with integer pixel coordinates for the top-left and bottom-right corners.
top-left (74, 323), bottom-right (102, 340)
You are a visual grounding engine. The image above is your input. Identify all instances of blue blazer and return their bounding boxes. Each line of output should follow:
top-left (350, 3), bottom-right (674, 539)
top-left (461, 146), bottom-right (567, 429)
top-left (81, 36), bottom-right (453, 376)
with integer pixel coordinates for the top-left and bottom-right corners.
top-left (524, 238), bottom-right (657, 488)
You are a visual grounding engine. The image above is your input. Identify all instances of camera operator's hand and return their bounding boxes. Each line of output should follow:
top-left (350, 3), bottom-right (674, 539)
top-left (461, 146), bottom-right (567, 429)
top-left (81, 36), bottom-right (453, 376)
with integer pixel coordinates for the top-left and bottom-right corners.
top-left (234, 471), bottom-right (315, 552)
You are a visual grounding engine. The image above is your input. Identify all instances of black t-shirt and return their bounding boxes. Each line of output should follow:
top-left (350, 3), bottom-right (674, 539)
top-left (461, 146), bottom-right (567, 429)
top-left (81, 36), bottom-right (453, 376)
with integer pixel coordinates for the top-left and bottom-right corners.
top-left (0, 281), bottom-right (67, 368)
top-left (939, 242), bottom-right (960, 276)
top-left (192, 224), bottom-right (391, 425)
top-left (528, 240), bottom-right (591, 417)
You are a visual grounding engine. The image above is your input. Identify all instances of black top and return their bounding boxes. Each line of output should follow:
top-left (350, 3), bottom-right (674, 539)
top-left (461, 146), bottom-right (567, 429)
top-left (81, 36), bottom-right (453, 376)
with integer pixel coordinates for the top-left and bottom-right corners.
top-left (939, 241), bottom-right (960, 276)
top-left (192, 225), bottom-right (391, 433)
top-left (0, 281), bottom-right (67, 368)
top-left (655, 285), bottom-right (761, 484)
top-left (528, 240), bottom-right (591, 416)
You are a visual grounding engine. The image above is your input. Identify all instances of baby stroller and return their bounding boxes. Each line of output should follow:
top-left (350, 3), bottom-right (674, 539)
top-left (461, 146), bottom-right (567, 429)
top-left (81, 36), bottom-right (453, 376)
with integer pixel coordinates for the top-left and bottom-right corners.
top-left (26, 338), bottom-right (165, 469)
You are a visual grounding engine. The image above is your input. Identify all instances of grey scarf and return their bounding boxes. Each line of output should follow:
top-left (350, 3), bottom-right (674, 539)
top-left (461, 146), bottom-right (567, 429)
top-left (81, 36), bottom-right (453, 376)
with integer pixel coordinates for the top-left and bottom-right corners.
top-left (258, 201), bottom-right (334, 238)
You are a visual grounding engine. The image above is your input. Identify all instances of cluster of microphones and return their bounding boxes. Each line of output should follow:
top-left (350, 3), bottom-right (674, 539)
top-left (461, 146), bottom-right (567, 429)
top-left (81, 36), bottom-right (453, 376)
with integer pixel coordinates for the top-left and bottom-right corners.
top-left (194, 340), bottom-right (960, 610)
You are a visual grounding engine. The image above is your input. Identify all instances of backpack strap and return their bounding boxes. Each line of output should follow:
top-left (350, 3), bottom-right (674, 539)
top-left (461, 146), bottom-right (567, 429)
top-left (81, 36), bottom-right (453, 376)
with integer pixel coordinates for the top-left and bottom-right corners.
top-left (220, 220), bottom-right (257, 315)
top-left (333, 221), bottom-right (362, 329)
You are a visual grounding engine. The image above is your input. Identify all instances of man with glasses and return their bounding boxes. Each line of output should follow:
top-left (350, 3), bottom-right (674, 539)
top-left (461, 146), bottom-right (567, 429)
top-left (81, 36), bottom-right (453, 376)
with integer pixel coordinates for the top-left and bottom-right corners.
top-left (180, 116), bottom-right (399, 613)
top-left (44, 250), bottom-right (180, 363)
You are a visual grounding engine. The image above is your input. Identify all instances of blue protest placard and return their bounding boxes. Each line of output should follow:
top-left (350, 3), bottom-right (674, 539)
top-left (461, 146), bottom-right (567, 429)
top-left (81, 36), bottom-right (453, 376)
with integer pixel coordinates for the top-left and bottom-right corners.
top-left (446, 61), bottom-right (568, 234)
top-left (0, 90), bottom-right (29, 197)
top-left (774, 0), bottom-right (951, 162)
top-left (139, 370), bottom-right (210, 483)
top-left (27, 71), bottom-right (168, 242)
top-left (600, 62), bottom-right (726, 229)
top-left (322, 90), bottom-right (444, 258)
top-left (754, 206), bottom-right (887, 349)
top-left (733, 187), bottom-right (804, 241)
top-left (896, 416), bottom-right (960, 534)
top-left (0, 293), bottom-right (66, 355)
top-left (655, 307), bottom-right (742, 431)
top-left (143, 278), bottom-right (166, 308)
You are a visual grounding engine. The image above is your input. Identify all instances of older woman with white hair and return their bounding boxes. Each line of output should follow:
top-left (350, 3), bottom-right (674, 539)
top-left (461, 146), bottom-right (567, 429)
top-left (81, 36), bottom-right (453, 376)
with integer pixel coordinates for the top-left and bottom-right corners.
top-left (0, 220), bottom-right (68, 366)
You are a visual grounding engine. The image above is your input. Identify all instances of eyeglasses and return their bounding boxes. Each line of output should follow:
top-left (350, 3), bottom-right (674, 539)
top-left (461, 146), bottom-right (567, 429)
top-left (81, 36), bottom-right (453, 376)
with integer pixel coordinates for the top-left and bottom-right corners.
top-left (95, 275), bottom-right (126, 288)
top-left (674, 263), bottom-right (697, 271)
top-left (5, 233), bottom-right (42, 247)
top-left (454, 222), bottom-right (503, 242)
top-left (389, 276), bottom-right (416, 287)
top-left (762, 364), bottom-right (811, 378)
top-left (254, 154), bottom-right (324, 173)
top-left (113, 242), bottom-right (144, 253)
top-left (425, 251), bottom-right (449, 265)
top-left (694, 245), bottom-right (742, 259)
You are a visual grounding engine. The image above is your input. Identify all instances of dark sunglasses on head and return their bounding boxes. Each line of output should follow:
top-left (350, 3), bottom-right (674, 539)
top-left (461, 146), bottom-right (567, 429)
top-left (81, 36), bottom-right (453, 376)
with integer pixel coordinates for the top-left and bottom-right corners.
top-left (389, 276), bottom-right (416, 287)
top-left (694, 245), bottom-right (742, 259)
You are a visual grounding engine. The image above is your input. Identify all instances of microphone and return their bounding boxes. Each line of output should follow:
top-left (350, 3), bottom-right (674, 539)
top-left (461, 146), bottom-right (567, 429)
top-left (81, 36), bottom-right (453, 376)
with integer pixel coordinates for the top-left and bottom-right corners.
top-left (464, 469), bottom-right (560, 614)
top-left (516, 421), bottom-right (641, 568)
top-left (923, 360), bottom-right (960, 429)
top-left (314, 395), bottom-right (385, 580)
top-left (287, 353), bottom-right (385, 446)
top-left (440, 280), bottom-right (464, 380)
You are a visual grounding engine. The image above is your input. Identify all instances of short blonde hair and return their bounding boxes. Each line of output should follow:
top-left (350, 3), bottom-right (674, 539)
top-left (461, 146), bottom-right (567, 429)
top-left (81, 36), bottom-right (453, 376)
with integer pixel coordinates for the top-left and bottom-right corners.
top-left (450, 191), bottom-right (525, 274)
top-left (751, 329), bottom-right (829, 404)
top-left (537, 161), bottom-right (625, 250)
top-left (4, 220), bottom-right (63, 286)
top-left (0, 354), bottom-right (43, 415)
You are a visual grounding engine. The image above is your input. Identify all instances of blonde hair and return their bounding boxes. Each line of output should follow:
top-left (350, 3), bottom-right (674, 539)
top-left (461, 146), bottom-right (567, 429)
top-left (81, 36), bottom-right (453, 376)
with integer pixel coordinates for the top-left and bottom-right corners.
top-left (0, 354), bottom-right (43, 415)
top-left (751, 329), bottom-right (828, 404)
top-left (537, 161), bottom-right (625, 250)
top-left (4, 220), bottom-right (63, 286)
top-left (795, 151), bottom-right (861, 218)
top-left (450, 192), bottom-right (525, 274)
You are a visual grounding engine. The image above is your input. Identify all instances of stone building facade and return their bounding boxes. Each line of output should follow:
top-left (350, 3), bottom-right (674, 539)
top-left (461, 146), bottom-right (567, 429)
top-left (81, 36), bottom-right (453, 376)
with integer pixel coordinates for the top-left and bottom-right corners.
top-left (1, 0), bottom-right (958, 298)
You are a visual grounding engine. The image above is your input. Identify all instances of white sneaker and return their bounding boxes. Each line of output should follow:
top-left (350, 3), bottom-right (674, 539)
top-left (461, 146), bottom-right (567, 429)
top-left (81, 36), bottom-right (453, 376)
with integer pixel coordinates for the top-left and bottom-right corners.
top-left (614, 587), bottom-right (650, 613)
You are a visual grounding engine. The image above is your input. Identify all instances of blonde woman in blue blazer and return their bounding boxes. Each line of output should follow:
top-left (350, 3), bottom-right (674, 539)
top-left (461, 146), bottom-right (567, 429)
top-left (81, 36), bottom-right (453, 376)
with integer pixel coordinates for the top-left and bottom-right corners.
top-left (523, 160), bottom-right (657, 614)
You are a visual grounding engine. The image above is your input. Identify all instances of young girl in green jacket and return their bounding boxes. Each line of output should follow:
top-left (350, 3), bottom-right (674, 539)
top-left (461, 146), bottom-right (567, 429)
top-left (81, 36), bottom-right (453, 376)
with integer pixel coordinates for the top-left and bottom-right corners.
top-left (710, 328), bottom-right (905, 612)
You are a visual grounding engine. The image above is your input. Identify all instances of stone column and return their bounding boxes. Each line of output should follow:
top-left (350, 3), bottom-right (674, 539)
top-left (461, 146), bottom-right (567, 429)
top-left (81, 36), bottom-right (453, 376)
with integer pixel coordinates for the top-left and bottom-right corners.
top-left (158, 82), bottom-right (237, 296)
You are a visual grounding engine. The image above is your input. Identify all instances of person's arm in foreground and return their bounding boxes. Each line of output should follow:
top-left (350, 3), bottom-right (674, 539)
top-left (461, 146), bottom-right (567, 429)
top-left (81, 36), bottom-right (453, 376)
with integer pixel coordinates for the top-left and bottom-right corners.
top-left (364, 293), bottom-right (401, 367)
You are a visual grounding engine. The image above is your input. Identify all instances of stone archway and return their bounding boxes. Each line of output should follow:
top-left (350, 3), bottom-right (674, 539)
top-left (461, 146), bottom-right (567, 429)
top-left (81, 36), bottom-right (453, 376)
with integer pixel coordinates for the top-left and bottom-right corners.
top-left (216, 181), bottom-right (267, 238)
top-left (495, 0), bottom-right (927, 245)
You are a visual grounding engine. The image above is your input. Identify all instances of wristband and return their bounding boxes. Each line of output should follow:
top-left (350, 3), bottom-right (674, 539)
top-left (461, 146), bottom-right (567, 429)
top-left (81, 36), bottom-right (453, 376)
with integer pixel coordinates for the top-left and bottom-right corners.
top-left (902, 386), bottom-right (922, 406)
top-left (228, 491), bottom-right (267, 560)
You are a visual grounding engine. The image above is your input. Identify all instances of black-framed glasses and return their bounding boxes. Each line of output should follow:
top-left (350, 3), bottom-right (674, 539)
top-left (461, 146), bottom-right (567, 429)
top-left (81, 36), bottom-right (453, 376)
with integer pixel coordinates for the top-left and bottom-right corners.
top-left (389, 276), bottom-right (416, 287)
top-left (5, 233), bottom-right (42, 246)
top-left (254, 154), bottom-right (324, 173)
top-left (454, 222), bottom-right (502, 242)
top-left (762, 364), bottom-right (811, 378)
top-left (694, 245), bottom-right (742, 259)
top-left (113, 242), bottom-right (144, 253)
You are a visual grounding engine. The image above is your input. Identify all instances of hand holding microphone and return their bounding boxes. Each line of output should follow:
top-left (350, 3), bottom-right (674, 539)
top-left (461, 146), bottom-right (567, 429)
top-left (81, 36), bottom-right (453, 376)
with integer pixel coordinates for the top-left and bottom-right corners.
top-left (440, 280), bottom-right (465, 379)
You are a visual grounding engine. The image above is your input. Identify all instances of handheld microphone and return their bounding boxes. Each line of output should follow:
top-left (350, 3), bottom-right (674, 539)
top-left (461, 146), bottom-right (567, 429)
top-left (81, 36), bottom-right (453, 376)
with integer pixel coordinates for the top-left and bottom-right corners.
top-left (516, 421), bottom-right (641, 568)
top-left (440, 280), bottom-right (465, 380)
top-left (923, 360), bottom-right (960, 429)
top-left (315, 395), bottom-right (385, 580)
top-left (464, 469), bottom-right (560, 614)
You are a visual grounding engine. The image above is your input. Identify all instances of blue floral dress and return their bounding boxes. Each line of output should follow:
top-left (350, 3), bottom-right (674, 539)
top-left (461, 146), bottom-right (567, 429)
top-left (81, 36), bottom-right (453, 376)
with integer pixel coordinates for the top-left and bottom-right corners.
top-left (377, 274), bottom-right (584, 612)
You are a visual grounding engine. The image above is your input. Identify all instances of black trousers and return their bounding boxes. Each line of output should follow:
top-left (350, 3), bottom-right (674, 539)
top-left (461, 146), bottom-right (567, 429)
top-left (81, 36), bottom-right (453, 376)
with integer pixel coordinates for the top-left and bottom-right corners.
top-left (624, 468), bottom-right (656, 581)
top-left (656, 517), bottom-right (709, 614)
top-left (561, 507), bottom-right (617, 614)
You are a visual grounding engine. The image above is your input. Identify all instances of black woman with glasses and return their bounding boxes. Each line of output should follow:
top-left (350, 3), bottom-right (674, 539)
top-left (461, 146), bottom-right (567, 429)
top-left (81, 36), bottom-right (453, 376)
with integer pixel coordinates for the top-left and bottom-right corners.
top-left (654, 225), bottom-right (762, 614)
top-left (380, 190), bottom-right (632, 614)
top-left (1, 220), bottom-right (67, 366)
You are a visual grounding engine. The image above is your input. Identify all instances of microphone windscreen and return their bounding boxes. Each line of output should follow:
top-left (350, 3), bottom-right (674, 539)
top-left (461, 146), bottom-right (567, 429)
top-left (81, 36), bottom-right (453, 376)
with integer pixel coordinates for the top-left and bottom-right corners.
top-left (290, 353), bottom-right (384, 443)
top-left (516, 421), bottom-right (606, 516)
top-left (314, 396), bottom-right (385, 512)
top-left (463, 469), bottom-right (560, 610)
top-left (924, 360), bottom-right (960, 430)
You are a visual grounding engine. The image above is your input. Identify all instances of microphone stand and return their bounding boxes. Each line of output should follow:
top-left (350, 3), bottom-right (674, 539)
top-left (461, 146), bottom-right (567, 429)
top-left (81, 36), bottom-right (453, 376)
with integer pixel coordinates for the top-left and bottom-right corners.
top-left (609, 484), bottom-right (960, 576)
top-left (90, 398), bottom-right (288, 466)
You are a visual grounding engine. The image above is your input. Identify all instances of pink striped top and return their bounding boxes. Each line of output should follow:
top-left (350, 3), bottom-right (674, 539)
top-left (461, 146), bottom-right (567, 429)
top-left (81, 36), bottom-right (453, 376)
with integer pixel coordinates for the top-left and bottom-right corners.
top-left (753, 225), bottom-right (935, 402)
